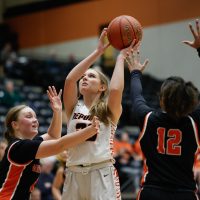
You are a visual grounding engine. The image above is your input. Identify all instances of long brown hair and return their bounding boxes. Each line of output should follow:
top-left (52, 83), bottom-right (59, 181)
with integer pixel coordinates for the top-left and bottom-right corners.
top-left (89, 69), bottom-right (112, 125)
top-left (4, 105), bottom-right (27, 143)
top-left (159, 76), bottom-right (199, 120)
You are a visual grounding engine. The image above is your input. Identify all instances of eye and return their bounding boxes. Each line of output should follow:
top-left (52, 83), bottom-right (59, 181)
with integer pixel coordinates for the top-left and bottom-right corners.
top-left (88, 73), bottom-right (96, 78)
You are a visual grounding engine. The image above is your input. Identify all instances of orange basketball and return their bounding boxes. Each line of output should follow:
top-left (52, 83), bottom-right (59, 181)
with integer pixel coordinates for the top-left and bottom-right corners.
top-left (107, 15), bottom-right (143, 50)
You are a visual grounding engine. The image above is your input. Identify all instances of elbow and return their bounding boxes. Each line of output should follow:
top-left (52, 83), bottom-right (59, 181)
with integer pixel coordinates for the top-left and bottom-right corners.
top-left (110, 87), bottom-right (123, 95)
top-left (65, 76), bottom-right (76, 84)
top-left (47, 132), bottom-right (61, 140)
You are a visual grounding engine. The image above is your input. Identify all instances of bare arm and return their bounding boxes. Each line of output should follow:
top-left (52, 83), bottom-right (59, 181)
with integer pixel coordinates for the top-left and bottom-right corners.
top-left (36, 116), bottom-right (99, 158)
top-left (107, 54), bottom-right (124, 123)
top-left (63, 29), bottom-right (110, 121)
top-left (42, 86), bottom-right (62, 141)
top-left (108, 41), bottom-right (140, 123)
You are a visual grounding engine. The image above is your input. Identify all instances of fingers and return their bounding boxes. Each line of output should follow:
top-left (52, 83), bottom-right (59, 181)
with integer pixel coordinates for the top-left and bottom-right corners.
top-left (182, 40), bottom-right (193, 47)
top-left (92, 116), bottom-right (100, 131)
top-left (99, 28), bottom-right (107, 41)
top-left (141, 59), bottom-right (149, 72)
top-left (189, 23), bottom-right (197, 39)
top-left (46, 90), bottom-right (52, 101)
top-left (133, 40), bottom-right (141, 50)
top-left (124, 48), bottom-right (149, 73)
top-left (130, 39), bottom-right (137, 48)
top-left (58, 89), bottom-right (62, 98)
top-left (125, 56), bottom-right (132, 67)
top-left (48, 86), bottom-right (57, 96)
top-left (47, 86), bottom-right (62, 98)
top-left (104, 42), bottom-right (111, 49)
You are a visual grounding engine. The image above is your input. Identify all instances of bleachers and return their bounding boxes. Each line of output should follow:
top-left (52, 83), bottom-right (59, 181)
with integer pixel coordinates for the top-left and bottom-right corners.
top-left (0, 81), bottom-right (67, 137)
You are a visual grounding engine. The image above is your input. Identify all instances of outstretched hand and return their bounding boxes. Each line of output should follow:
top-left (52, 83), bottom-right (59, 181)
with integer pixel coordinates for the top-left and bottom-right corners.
top-left (122, 40), bottom-right (149, 72)
top-left (120, 39), bottom-right (140, 57)
top-left (182, 19), bottom-right (200, 49)
top-left (47, 86), bottom-right (62, 113)
top-left (96, 28), bottom-right (110, 54)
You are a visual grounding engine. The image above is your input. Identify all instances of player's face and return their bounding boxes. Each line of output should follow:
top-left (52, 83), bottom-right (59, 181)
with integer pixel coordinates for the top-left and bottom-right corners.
top-left (79, 69), bottom-right (104, 95)
top-left (14, 107), bottom-right (39, 139)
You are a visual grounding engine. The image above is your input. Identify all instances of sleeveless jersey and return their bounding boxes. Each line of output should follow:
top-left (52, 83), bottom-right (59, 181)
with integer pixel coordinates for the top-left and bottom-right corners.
top-left (66, 101), bottom-right (116, 166)
top-left (0, 136), bottom-right (43, 200)
top-left (130, 70), bottom-right (200, 191)
top-left (139, 111), bottom-right (199, 190)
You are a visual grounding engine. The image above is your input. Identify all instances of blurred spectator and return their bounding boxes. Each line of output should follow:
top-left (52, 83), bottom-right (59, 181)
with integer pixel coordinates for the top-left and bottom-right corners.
top-left (52, 151), bottom-right (67, 200)
top-left (0, 42), bottom-right (17, 76)
top-left (132, 138), bottom-right (143, 161)
top-left (114, 131), bottom-right (143, 194)
top-left (30, 187), bottom-right (41, 200)
top-left (66, 54), bottom-right (76, 72)
top-left (0, 137), bottom-right (8, 162)
top-left (36, 156), bottom-right (56, 200)
top-left (0, 42), bottom-right (12, 62)
top-left (0, 79), bottom-right (23, 108)
top-left (45, 49), bottom-right (59, 72)
top-left (113, 131), bottom-right (133, 157)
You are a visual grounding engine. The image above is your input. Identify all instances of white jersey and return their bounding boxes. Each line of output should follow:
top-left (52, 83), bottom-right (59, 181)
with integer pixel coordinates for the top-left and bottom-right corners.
top-left (66, 101), bottom-right (116, 166)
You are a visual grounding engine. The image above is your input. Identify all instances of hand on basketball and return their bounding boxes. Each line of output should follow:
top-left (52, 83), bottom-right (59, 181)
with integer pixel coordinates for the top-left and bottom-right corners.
top-left (47, 86), bottom-right (62, 113)
top-left (96, 28), bottom-right (110, 54)
top-left (120, 39), bottom-right (140, 58)
top-left (124, 42), bottom-right (149, 73)
top-left (182, 19), bottom-right (200, 49)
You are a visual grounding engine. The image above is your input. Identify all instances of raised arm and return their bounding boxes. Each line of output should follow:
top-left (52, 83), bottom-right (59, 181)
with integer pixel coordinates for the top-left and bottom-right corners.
top-left (63, 29), bottom-right (110, 121)
top-left (125, 46), bottom-right (152, 127)
top-left (182, 19), bottom-right (200, 57)
top-left (107, 52), bottom-right (124, 123)
top-left (108, 41), bottom-right (137, 123)
top-left (42, 86), bottom-right (62, 141)
top-left (36, 116), bottom-right (99, 158)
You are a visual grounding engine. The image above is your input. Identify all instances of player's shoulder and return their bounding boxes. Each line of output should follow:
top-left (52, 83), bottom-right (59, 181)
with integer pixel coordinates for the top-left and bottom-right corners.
top-left (148, 110), bottom-right (169, 123)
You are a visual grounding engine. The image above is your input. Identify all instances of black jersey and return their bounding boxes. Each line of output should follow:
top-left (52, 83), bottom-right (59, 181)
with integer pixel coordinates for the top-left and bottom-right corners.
top-left (0, 136), bottom-right (43, 200)
top-left (130, 70), bottom-right (200, 191)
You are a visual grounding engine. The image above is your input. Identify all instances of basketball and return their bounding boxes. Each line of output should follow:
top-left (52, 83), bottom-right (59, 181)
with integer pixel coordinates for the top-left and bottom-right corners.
top-left (107, 15), bottom-right (143, 50)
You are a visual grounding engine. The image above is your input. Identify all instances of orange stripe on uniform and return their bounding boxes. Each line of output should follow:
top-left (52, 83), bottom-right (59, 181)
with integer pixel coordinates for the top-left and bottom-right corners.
top-left (138, 112), bottom-right (152, 142)
top-left (188, 116), bottom-right (200, 148)
top-left (0, 165), bottom-right (25, 199)
top-left (136, 187), bottom-right (143, 200)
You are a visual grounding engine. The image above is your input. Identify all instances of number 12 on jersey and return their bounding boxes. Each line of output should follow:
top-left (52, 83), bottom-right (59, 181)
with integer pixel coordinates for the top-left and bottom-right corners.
top-left (157, 128), bottom-right (182, 155)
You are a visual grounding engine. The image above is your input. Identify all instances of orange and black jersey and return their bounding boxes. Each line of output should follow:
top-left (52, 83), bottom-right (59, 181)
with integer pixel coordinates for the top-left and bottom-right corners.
top-left (130, 70), bottom-right (200, 191)
top-left (0, 136), bottom-right (43, 200)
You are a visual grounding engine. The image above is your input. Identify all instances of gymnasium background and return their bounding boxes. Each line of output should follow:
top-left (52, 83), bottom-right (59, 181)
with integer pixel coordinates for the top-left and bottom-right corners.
top-left (1, 0), bottom-right (200, 86)
top-left (0, 0), bottom-right (200, 199)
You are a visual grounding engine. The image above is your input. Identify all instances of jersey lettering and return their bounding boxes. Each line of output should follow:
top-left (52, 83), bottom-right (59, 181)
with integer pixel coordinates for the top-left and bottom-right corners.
top-left (76, 123), bottom-right (97, 141)
top-left (72, 113), bottom-right (92, 120)
top-left (157, 128), bottom-right (182, 155)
